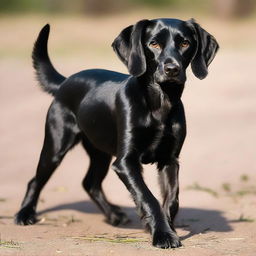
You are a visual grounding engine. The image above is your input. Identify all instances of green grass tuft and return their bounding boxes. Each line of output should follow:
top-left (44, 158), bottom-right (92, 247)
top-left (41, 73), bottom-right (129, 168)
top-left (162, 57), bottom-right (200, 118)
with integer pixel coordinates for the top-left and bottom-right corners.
top-left (240, 174), bottom-right (249, 182)
top-left (238, 214), bottom-right (255, 223)
top-left (72, 235), bottom-right (147, 244)
top-left (0, 240), bottom-right (20, 249)
top-left (186, 183), bottom-right (218, 197)
top-left (222, 183), bottom-right (231, 192)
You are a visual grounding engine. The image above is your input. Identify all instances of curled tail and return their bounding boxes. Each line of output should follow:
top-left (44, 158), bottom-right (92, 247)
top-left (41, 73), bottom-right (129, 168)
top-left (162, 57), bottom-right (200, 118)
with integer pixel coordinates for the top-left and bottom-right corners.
top-left (32, 24), bottom-right (66, 96)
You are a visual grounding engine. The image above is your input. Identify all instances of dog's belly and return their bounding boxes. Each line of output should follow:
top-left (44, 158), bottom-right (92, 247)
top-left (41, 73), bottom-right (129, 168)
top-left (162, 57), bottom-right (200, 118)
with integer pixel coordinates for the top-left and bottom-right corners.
top-left (77, 100), bottom-right (117, 155)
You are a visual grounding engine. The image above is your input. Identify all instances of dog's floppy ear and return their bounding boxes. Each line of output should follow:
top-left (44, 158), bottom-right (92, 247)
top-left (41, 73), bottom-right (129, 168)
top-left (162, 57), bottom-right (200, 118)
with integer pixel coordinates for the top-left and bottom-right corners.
top-left (112, 19), bottom-right (149, 77)
top-left (188, 19), bottom-right (219, 80)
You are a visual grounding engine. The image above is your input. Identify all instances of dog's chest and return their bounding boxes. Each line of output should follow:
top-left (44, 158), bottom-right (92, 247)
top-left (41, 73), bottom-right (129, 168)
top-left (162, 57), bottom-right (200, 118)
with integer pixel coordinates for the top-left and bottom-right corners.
top-left (138, 118), bottom-right (176, 165)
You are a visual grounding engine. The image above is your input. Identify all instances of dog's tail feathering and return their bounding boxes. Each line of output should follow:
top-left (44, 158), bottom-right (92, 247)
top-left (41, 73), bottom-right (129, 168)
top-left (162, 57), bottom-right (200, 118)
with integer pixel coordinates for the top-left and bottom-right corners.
top-left (32, 24), bottom-right (66, 95)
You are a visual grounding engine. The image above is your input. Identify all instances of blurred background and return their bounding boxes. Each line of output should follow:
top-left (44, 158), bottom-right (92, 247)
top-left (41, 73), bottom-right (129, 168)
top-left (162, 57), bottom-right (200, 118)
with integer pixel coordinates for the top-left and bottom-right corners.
top-left (0, 0), bottom-right (256, 230)
top-left (0, 1), bottom-right (256, 254)
top-left (1, 0), bottom-right (256, 201)
top-left (1, 0), bottom-right (256, 17)
top-left (1, 0), bottom-right (256, 212)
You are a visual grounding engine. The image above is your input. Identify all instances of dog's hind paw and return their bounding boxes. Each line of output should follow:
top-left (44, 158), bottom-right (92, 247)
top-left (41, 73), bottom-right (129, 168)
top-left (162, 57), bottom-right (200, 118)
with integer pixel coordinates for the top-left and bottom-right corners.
top-left (106, 205), bottom-right (130, 226)
top-left (152, 231), bottom-right (182, 249)
top-left (14, 208), bottom-right (38, 225)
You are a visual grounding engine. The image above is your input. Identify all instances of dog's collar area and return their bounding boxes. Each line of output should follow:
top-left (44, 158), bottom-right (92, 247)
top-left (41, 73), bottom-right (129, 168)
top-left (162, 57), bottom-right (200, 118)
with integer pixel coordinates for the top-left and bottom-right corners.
top-left (147, 80), bottom-right (185, 99)
top-left (159, 82), bottom-right (185, 101)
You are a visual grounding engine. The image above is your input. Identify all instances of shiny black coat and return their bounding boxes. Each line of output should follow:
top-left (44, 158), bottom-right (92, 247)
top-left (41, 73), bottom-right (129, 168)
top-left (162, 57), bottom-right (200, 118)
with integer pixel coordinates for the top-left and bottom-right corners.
top-left (15, 18), bottom-right (219, 249)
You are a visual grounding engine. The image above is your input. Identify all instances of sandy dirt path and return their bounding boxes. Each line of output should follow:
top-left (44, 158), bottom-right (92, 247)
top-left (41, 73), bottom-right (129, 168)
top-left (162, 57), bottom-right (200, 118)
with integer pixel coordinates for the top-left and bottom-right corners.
top-left (0, 14), bottom-right (256, 256)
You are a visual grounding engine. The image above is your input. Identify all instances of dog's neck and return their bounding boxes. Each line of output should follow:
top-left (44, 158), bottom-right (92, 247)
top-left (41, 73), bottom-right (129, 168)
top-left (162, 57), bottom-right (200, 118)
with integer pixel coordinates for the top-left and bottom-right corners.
top-left (138, 76), bottom-right (184, 121)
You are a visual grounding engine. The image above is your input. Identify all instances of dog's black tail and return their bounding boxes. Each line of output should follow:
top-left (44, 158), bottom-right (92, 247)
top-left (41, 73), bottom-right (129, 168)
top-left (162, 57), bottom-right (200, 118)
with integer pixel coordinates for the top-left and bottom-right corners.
top-left (32, 24), bottom-right (66, 96)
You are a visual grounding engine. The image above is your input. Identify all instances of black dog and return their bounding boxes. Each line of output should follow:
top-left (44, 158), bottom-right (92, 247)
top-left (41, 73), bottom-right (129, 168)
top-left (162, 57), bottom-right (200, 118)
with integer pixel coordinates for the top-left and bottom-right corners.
top-left (15, 18), bottom-right (219, 248)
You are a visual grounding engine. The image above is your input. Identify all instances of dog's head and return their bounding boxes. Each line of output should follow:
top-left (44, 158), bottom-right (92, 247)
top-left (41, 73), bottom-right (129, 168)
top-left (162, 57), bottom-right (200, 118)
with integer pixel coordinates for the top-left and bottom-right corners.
top-left (112, 18), bottom-right (219, 85)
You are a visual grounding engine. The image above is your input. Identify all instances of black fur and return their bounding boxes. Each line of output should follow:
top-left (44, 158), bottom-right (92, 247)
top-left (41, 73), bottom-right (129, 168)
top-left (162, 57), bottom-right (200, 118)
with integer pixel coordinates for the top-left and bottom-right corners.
top-left (15, 18), bottom-right (219, 249)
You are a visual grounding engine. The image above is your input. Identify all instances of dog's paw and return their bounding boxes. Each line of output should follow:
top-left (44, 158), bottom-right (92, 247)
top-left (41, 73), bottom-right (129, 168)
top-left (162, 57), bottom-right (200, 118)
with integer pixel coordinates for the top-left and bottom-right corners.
top-left (152, 231), bottom-right (181, 249)
top-left (106, 205), bottom-right (130, 226)
top-left (14, 208), bottom-right (38, 225)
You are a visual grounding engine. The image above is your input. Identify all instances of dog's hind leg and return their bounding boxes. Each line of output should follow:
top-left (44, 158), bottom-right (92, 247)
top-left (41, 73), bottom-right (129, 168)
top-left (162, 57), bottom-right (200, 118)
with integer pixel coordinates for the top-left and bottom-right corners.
top-left (15, 100), bottom-right (81, 225)
top-left (81, 137), bottom-right (130, 226)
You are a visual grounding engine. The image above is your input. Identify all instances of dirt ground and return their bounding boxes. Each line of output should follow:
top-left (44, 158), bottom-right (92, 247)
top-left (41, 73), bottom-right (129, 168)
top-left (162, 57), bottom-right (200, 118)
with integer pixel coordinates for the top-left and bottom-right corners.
top-left (0, 13), bottom-right (256, 256)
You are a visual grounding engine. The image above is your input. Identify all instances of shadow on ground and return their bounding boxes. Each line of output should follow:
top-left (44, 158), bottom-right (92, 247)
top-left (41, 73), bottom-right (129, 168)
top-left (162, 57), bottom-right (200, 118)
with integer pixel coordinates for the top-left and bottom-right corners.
top-left (38, 200), bottom-right (233, 239)
top-left (177, 207), bottom-right (232, 240)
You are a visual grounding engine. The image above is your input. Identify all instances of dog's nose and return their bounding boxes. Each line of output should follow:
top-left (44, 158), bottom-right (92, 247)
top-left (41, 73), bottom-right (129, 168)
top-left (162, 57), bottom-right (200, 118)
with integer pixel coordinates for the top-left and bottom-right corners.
top-left (164, 63), bottom-right (180, 77)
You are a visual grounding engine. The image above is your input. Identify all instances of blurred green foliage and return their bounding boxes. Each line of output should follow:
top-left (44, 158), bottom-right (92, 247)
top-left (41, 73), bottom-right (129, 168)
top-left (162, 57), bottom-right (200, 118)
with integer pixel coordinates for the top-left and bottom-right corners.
top-left (0, 0), bottom-right (81, 13)
top-left (0, 0), bottom-right (43, 12)
top-left (0, 0), bottom-right (207, 13)
top-left (133, 0), bottom-right (177, 6)
top-left (0, 0), bottom-right (211, 15)
top-left (0, 0), bottom-right (255, 18)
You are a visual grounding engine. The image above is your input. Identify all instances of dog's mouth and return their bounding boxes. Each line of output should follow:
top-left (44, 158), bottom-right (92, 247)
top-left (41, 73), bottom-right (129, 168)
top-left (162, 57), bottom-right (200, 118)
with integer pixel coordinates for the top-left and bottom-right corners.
top-left (154, 70), bottom-right (186, 86)
top-left (158, 81), bottom-right (184, 89)
top-left (155, 76), bottom-right (186, 86)
top-left (166, 77), bottom-right (184, 84)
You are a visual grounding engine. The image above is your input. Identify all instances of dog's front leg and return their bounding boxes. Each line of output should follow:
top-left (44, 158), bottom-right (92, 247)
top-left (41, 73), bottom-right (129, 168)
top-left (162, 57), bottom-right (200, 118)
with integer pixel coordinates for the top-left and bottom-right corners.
top-left (112, 154), bottom-right (181, 248)
top-left (158, 160), bottom-right (180, 230)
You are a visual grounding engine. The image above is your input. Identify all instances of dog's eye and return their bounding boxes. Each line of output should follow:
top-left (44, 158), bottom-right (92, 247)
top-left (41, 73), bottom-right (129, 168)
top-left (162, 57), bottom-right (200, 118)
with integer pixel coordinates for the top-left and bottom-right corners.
top-left (149, 41), bottom-right (161, 49)
top-left (180, 40), bottom-right (190, 49)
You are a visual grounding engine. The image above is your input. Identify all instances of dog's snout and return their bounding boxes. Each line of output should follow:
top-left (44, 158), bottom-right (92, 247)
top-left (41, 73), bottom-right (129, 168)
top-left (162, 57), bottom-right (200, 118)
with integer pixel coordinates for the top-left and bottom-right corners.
top-left (164, 63), bottom-right (180, 77)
